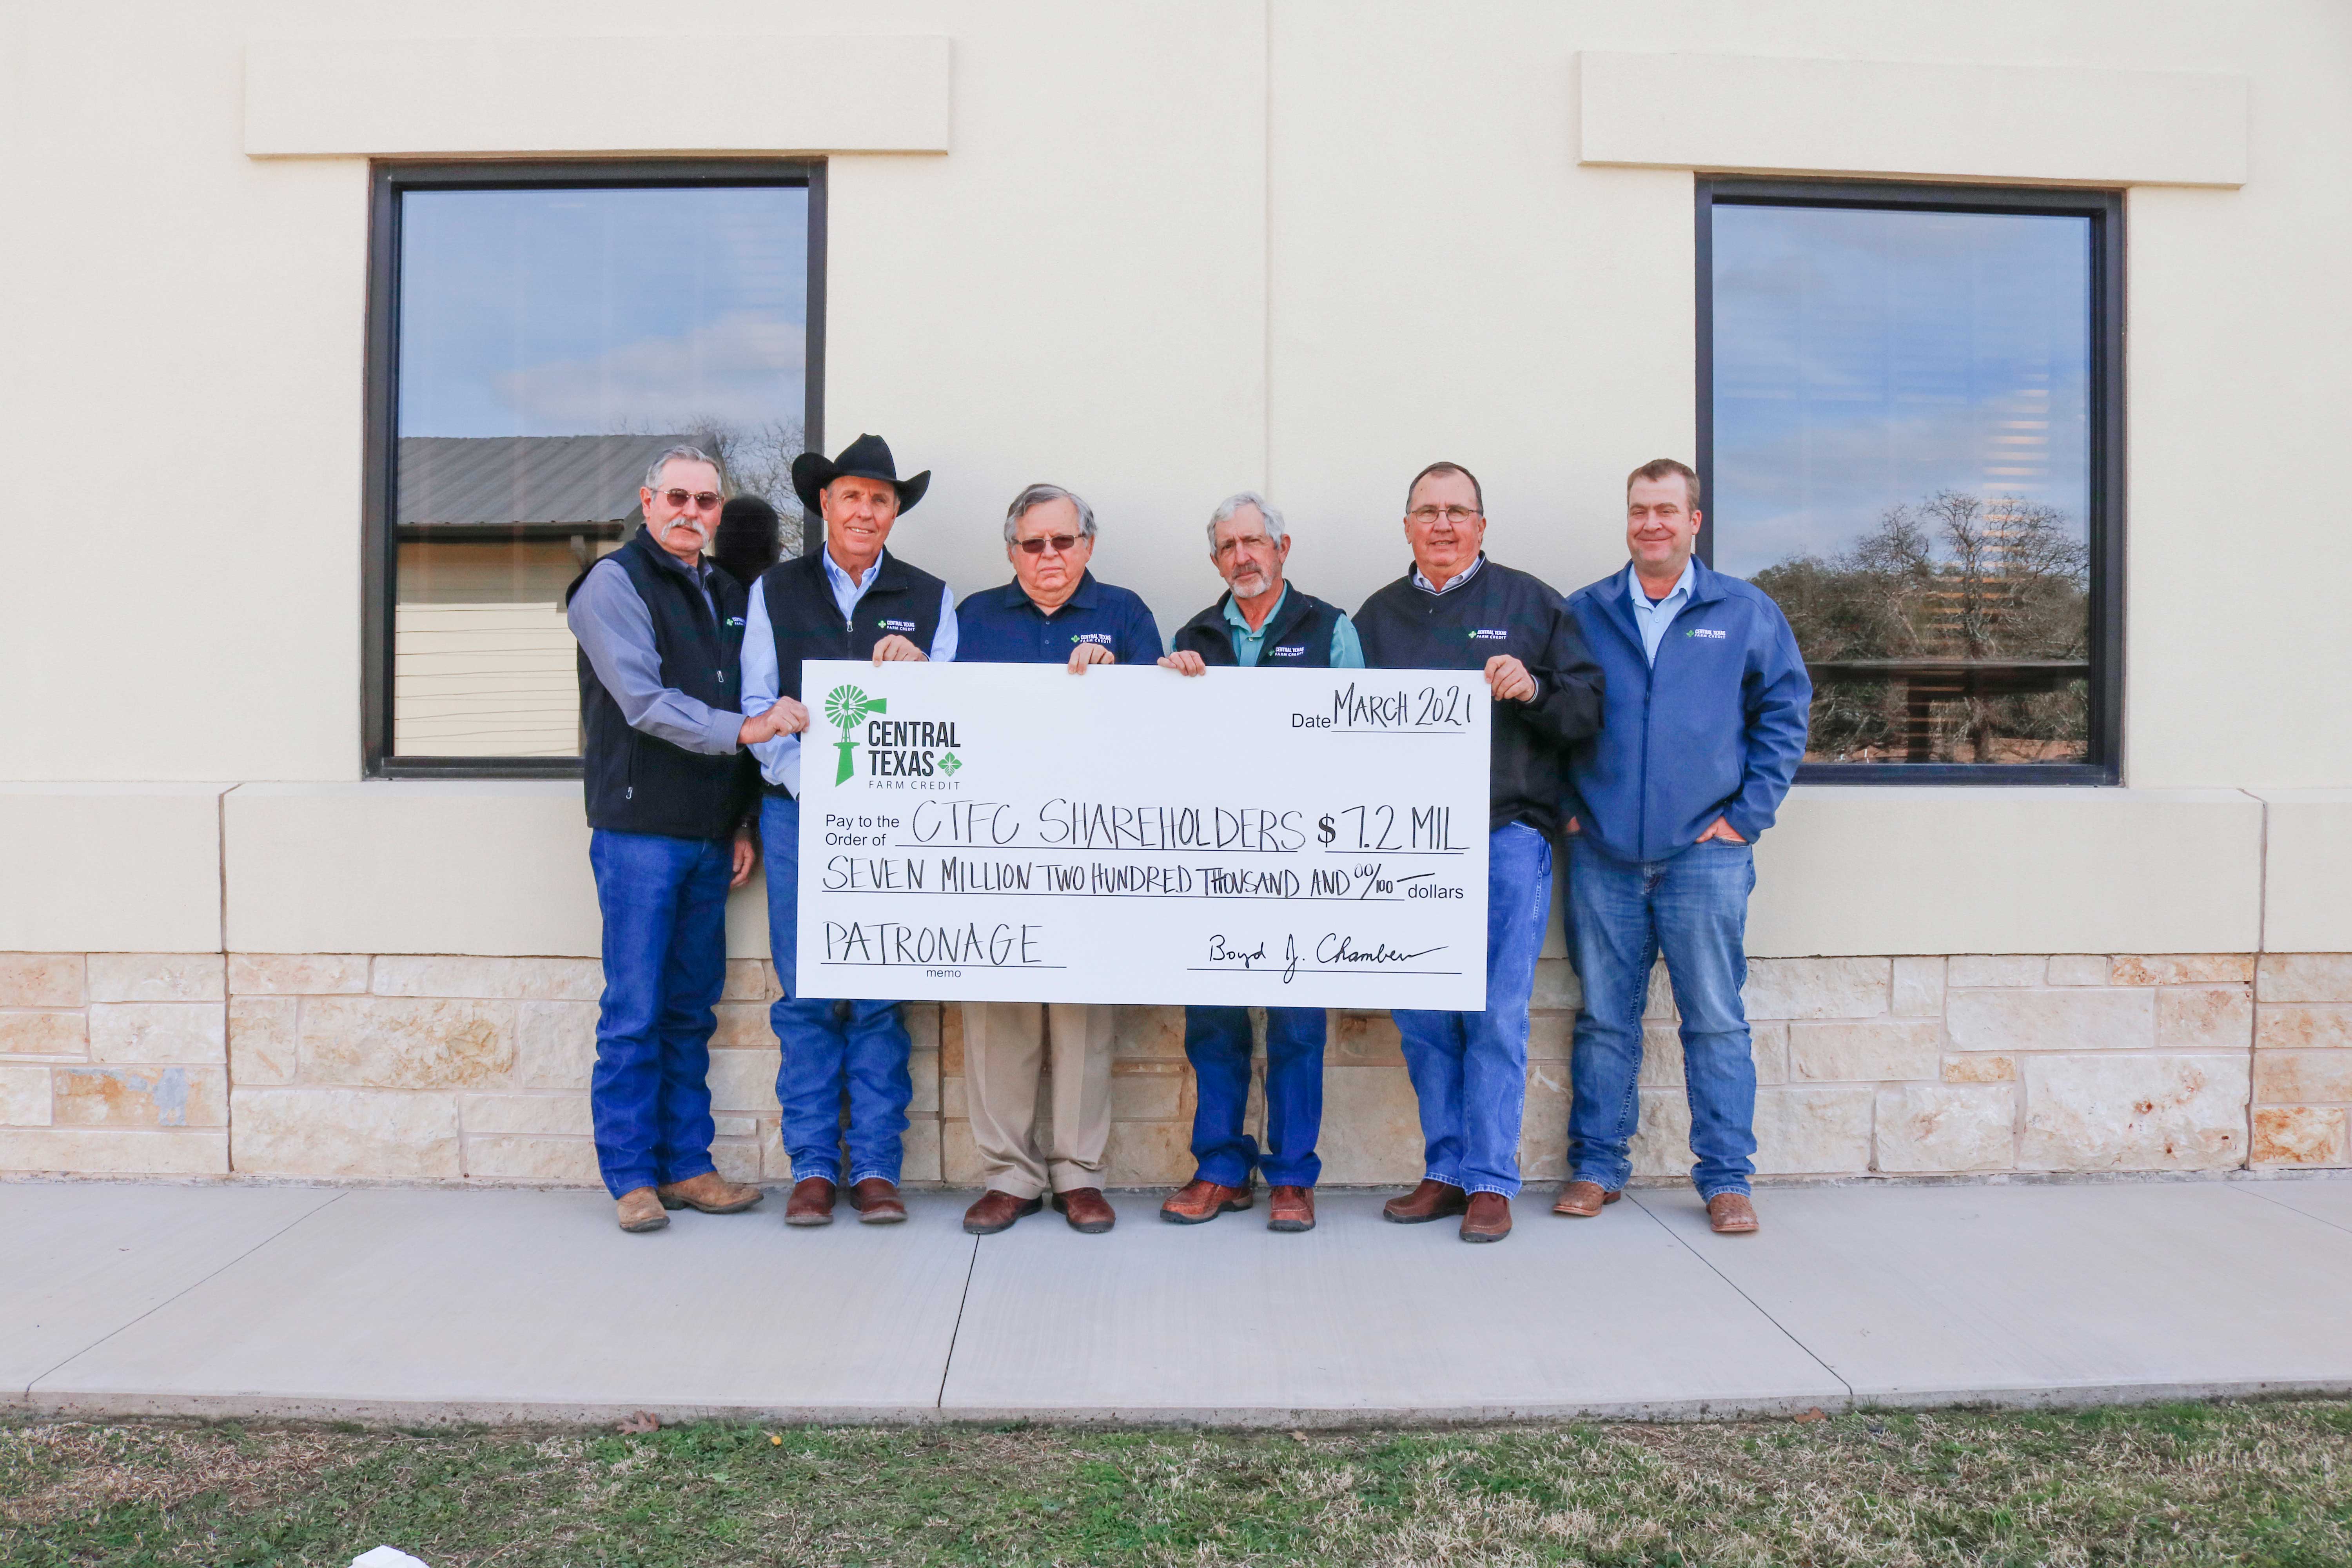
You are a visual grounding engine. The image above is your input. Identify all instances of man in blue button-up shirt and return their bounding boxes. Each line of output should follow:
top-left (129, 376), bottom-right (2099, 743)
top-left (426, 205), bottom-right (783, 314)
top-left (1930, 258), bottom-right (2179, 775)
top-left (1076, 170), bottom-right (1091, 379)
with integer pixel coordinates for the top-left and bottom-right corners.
top-left (953, 484), bottom-right (1163, 1240)
top-left (737, 435), bottom-right (956, 1229)
top-left (1557, 458), bottom-right (1810, 1239)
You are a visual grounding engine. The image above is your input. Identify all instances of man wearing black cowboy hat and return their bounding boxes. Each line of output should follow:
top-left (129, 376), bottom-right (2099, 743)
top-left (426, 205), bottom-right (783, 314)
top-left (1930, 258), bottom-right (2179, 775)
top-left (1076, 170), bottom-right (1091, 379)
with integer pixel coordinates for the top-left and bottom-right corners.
top-left (740, 434), bottom-right (959, 1229)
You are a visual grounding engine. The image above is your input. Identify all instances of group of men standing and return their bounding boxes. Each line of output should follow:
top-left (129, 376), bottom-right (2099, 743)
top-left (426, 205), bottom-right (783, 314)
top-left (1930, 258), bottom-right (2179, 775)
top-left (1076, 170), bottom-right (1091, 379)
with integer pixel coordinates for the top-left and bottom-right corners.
top-left (567, 435), bottom-right (1809, 1243)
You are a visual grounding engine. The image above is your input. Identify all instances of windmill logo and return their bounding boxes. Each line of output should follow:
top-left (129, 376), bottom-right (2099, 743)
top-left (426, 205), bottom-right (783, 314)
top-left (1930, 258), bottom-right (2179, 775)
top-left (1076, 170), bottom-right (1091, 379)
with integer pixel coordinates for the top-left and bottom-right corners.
top-left (823, 684), bottom-right (886, 784)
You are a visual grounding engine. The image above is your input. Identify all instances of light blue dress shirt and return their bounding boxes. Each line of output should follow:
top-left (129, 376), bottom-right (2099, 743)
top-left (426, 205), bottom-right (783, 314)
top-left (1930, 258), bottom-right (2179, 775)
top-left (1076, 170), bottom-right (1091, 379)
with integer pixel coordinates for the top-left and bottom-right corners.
top-left (1221, 585), bottom-right (1365, 668)
top-left (739, 547), bottom-right (958, 796)
top-left (1411, 553), bottom-right (1486, 596)
top-left (1626, 555), bottom-right (1697, 666)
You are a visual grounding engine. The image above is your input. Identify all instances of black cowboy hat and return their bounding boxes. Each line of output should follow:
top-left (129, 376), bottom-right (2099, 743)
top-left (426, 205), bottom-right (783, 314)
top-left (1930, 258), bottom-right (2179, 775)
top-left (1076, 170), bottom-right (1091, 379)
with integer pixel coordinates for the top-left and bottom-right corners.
top-left (790, 433), bottom-right (931, 516)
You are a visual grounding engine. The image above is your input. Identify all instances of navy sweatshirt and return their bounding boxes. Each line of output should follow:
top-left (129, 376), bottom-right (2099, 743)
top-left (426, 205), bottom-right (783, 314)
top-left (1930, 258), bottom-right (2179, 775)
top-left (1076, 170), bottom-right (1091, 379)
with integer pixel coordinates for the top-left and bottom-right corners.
top-left (1354, 556), bottom-right (1605, 836)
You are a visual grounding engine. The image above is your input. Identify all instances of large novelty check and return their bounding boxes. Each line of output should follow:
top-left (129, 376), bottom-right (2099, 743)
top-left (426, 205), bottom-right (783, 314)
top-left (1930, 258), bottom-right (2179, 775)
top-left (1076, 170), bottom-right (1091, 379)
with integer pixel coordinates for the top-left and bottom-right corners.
top-left (794, 659), bottom-right (1491, 1009)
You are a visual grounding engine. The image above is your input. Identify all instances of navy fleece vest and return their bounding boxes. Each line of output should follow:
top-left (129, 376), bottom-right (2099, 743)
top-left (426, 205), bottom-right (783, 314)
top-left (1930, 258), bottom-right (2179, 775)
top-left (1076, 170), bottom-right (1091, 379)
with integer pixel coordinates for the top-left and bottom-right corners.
top-left (1172, 586), bottom-right (1344, 668)
top-left (756, 549), bottom-right (947, 705)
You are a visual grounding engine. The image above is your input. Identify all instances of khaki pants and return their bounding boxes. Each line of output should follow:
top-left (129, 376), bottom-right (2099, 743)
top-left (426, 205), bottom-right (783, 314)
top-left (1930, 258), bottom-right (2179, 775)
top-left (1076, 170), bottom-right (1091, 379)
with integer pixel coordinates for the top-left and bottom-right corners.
top-left (961, 1002), bottom-right (1114, 1200)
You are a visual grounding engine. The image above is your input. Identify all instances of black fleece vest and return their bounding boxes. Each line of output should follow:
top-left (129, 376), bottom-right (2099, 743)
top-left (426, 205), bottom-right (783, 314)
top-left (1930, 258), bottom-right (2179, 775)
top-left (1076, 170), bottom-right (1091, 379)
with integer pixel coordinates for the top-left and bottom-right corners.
top-left (758, 549), bottom-right (947, 705)
top-left (579, 530), bottom-right (753, 840)
top-left (1171, 586), bottom-right (1343, 668)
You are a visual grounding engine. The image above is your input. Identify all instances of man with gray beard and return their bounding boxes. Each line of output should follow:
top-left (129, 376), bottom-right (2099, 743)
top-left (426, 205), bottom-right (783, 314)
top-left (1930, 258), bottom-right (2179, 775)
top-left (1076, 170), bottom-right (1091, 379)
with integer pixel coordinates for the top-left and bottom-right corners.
top-left (1157, 492), bottom-right (1363, 1234)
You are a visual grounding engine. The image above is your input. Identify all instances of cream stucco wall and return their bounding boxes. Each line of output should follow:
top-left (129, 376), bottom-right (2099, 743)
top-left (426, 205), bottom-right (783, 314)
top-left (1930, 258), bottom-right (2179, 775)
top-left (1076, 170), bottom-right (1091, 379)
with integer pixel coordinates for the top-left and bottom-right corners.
top-left (2, 0), bottom-right (2349, 964)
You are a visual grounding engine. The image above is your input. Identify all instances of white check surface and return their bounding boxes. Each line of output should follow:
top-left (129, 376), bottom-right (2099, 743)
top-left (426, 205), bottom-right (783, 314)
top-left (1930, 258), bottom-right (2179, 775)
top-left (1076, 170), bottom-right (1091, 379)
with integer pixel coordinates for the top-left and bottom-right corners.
top-left (795, 661), bottom-right (1491, 1008)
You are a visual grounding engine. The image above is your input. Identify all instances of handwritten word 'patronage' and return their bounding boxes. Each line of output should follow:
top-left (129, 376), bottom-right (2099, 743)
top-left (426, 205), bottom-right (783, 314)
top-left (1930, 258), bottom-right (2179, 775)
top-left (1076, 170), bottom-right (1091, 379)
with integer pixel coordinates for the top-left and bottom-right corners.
top-left (822, 920), bottom-right (1045, 967)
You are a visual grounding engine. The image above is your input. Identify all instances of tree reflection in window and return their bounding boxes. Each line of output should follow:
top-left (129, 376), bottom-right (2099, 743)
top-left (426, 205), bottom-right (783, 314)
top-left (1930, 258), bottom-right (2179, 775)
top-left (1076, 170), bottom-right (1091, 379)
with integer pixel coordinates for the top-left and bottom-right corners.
top-left (1709, 197), bottom-right (2101, 768)
top-left (1752, 491), bottom-right (2089, 763)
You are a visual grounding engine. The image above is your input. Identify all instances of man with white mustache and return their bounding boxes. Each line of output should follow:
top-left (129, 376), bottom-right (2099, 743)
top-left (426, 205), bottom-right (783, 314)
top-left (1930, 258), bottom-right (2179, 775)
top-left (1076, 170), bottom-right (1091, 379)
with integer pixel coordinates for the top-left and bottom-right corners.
top-left (1156, 492), bottom-right (1363, 1234)
top-left (568, 444), bottom-right (808, 1233)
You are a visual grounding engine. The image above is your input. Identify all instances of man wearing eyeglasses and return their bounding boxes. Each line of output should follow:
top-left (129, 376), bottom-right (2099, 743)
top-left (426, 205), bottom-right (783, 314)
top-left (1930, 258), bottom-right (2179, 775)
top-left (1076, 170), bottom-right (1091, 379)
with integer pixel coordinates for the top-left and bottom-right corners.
top-left (952, 483), bottom-right (1163, 1237)
top-left (568, 444), bottom-right (809, 1234)
top-left (1352, 461), bottom-right (1606, 1243)
top-left (1154, 491), bottom-right (1362, 1236)
top-left (739, 433), bottom-right (958, 1231)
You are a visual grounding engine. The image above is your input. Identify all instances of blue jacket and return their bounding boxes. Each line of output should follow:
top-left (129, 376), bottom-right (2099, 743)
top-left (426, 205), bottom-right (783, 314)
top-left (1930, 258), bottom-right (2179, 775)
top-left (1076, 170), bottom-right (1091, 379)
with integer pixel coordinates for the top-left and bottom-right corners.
top-left (955, 570), bottom-right (1164, 666)
top-left (1562, 559), bottom-right (1811, 864)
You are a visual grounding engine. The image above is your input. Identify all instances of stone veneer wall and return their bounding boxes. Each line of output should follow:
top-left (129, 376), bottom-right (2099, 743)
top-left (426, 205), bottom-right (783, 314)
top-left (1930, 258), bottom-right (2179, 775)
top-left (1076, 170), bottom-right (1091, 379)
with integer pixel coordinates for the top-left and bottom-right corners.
top-left (2253, 955), bottom-right (2352, 1167)
top-left (2, 949), bottom-right (2347, 1181)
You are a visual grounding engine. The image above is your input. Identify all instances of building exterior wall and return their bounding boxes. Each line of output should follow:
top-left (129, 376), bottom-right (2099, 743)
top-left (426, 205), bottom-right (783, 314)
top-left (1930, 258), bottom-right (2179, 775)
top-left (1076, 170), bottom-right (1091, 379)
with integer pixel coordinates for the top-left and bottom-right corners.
top-left (4, 1), bottom-right (2350, 1182)
top-left (9, 950), bottom-right (2348, 1181)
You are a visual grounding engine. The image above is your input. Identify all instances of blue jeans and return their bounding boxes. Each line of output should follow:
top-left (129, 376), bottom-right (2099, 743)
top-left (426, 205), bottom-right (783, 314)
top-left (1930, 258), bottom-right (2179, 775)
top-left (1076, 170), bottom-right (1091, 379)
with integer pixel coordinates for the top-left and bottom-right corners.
top-left (1566, 837), bottom-right (1759, 1199)
top-left (1391, 822), bottom-right (1553, 1198)
top-left (588, 828), bottom-right (732, 1198)
top-left (761, 794), bottom-right (913, 1187)
top-left (1184, 1006), bottom-right (1325, 1189)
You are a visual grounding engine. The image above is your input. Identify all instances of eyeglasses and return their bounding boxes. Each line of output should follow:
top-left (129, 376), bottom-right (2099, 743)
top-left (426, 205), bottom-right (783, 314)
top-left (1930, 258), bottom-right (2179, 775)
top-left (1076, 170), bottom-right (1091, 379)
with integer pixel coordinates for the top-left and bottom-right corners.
top-left (654, 488), bottom-right (723, 512)
top-left (1212, 535), bottom-right (1274, 559)
top-left (1016, 533), bottom-right (1083, 555)
top-left (1407, 505), bottom-right (1482, 526)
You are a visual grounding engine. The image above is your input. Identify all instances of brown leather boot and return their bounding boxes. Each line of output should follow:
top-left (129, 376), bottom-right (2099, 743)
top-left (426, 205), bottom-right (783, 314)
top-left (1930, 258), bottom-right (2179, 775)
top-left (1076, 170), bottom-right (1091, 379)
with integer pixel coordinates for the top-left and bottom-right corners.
top-left (1551, 1179), bottom-right (1623, 1218)
top-left (1160, 1177), bottom-right (1252, 1225)
top-left (1382, 1179), bottom-right (1468, 1224)
top-left (1460, 1191), bottom-right (1513, 1243)
top-left (783, 1176), bottom-right (837, 1227)
top-left (657, 1171), bottom-right (764, 1214)
top-left (615, 1187), bottom-right (669, 1233)
top-left (1267, 1185), bottom-right (1316, 1233)
top-left (1053, 1187), bottom-right (1117, 1234)
top-left (849, 1177), bottom-right (907, 1224)
top-left (963, 1189), bottom-right (1044, 1235)
top-left (1708, 1191), bottom-right (1760, 1234)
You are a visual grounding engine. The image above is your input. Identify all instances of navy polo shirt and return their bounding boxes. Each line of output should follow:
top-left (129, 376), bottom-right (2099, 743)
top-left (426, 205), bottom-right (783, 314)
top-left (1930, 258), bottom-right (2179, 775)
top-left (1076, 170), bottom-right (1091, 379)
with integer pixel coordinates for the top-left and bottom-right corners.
top-left (955, 570), bottom-right (1165, 666)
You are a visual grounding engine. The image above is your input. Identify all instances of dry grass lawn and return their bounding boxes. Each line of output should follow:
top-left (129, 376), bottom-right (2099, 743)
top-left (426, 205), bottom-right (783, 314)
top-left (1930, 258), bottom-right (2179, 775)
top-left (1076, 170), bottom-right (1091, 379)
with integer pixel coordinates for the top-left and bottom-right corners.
top-left (5, 1400), bottom-right (2351, 1566)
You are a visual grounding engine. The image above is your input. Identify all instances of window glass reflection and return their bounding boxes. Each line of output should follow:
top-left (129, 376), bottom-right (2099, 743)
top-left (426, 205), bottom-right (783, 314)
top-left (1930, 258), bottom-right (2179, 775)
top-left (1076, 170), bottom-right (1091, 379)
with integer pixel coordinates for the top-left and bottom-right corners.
top-left (391, 186), bottom-right (808, 757)
top-left (1713, 203), bottom-right (2093, 765)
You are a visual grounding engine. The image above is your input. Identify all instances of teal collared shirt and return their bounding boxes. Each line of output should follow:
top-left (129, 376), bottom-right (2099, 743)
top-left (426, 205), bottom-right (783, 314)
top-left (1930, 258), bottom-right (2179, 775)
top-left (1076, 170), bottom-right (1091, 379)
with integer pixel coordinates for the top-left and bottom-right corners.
top-left (1625, 556), bottom-right (1697, 666)
top-left (1223, 585), bottom-right (1365, 668)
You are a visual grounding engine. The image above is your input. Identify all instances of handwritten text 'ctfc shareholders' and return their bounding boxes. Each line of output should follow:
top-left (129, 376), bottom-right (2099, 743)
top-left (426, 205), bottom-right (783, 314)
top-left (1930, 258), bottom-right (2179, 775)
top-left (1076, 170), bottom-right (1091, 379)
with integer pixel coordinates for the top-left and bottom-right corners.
top-left (793, 660), bottom-right (1492, 1009)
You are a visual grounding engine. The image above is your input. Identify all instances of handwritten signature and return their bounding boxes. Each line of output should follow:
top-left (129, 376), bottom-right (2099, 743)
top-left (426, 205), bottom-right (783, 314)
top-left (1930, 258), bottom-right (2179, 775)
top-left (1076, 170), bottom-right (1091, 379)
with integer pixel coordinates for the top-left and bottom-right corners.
top-left (1207, 932), bottom-right (1446, 983)
top-left (1316, 934), bottom-right (1446, 966)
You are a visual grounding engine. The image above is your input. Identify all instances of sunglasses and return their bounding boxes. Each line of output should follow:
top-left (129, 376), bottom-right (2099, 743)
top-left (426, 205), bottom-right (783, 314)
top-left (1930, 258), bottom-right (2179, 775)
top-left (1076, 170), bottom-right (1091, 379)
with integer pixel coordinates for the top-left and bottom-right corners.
top-left (654, 488), bottom-right (723, 512)
top-left (1016, 533), bottom-right (1083, 555)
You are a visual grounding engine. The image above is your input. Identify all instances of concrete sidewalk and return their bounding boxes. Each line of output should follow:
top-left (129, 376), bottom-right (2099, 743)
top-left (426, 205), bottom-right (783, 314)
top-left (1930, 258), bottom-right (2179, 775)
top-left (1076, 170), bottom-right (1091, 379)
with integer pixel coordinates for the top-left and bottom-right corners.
top-left (9, 1176), bottom-right (2352, 1426)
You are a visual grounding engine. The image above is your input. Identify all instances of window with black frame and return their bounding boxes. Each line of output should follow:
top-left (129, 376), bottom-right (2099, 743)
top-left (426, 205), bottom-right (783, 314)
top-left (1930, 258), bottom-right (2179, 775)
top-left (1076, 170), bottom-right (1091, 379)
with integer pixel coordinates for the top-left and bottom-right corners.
top-left (1699, 181), bottom-right (2121, 780)
top-left (367, 164), bottom-right (820, 772)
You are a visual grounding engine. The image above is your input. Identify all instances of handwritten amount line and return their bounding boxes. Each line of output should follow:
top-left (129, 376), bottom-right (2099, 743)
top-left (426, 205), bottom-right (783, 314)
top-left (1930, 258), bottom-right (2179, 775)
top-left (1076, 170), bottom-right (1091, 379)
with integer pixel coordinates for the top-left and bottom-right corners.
top-left (825, 890), bottom-right (1407, 902)
top-left (881, 843), bottom-right (1467, 856)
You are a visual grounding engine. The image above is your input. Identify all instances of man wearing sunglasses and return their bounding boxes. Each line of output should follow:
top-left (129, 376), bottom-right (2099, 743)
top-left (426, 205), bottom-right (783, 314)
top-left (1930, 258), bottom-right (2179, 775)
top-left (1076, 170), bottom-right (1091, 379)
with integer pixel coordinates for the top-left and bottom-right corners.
top-left (954, 483), bottom-right (1163, 1238)
top-left (1352, 461), bottom-right (1606, 1243)
top-left (568, 444), bottom-right (809, 1234)
top-left (1154, 491), bottom-right (1362, 1236)
top-left (740, 433), bottom-right (958, 1230)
